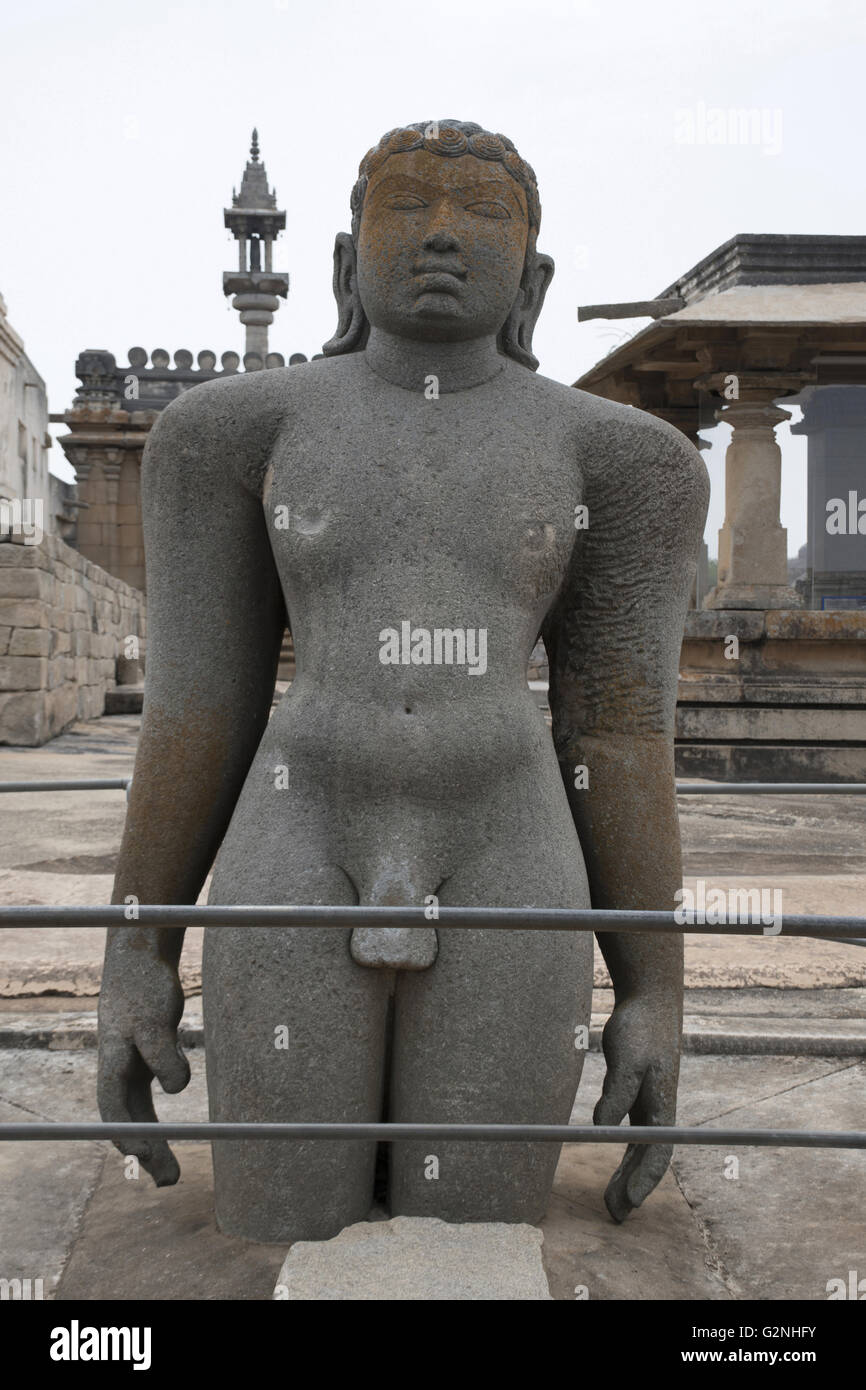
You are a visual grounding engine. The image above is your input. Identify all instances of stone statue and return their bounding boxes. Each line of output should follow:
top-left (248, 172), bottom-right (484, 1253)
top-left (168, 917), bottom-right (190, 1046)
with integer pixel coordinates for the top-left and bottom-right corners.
top-left (97, 120), bottom-right (709, 1244)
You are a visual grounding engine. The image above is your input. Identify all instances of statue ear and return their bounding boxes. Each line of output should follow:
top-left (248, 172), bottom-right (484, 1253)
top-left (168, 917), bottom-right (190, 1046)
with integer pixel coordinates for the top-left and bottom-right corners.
top-left (322, 232), bottom-right (370, 356)
top-left (499, 252), bottom-right (554, 371)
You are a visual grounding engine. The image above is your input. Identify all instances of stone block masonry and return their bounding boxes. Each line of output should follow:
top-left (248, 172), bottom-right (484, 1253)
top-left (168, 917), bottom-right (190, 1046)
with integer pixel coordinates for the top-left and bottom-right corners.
top-left (0, 534), bottom-right (145, 746)
top-left (677, 608), bottom-right (866, 781)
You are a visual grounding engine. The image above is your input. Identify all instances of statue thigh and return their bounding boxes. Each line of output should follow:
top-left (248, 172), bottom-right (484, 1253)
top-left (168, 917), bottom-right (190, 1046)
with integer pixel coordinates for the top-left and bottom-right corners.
top-left (388, 850), bottom-right (594, 1224)
top-left (202, 872), bottom-right (392, 1244)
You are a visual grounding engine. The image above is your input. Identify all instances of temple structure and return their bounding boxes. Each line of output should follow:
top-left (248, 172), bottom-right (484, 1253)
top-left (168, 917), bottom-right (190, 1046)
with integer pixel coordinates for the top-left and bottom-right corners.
top-left (223, 129), bottom-right (289, 364)
top-left (576, 235), bottom-right (866, 779)
top-left (576, 235), bottom-right (866, 611)
top-left (52, 133), bottom-right (308, 593)
top-left (0, 293), bottom-right (76, 540)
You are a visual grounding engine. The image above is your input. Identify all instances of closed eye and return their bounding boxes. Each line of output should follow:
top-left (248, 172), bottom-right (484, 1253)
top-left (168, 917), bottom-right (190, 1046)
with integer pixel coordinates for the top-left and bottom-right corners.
top-left (386, 195), bottom-right (429, 210)
top-left (465, 200), bottom-right (510, 219)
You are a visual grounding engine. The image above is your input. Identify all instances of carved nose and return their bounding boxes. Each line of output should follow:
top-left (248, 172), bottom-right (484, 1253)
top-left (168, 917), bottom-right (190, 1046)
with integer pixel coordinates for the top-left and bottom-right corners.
top-left (423, 229), bottom-right (460, 253)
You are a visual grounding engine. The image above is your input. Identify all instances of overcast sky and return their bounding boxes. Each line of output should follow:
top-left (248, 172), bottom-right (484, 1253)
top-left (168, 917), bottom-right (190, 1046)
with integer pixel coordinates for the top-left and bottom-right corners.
top-left (4, 0), bottom-right (865, 553)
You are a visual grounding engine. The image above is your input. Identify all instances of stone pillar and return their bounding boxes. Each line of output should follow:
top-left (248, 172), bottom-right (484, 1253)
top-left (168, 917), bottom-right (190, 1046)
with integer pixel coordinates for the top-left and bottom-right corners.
top-left (232, 292), bottom-right (280, 362)
top-left (690, 540), bottom-right (709, 609)
top-left (56, 399), bottom-right (154, 592)
top-left (791, 386), bottom-right (866, 610)
top-left (67, 449), bottom-right (99, 560)
top-left (705, 396), bottom-right (802, 610)
top-left (102, 449), bottom-right (123, 581)
top-left (117, 449), bottom-right (145, 593)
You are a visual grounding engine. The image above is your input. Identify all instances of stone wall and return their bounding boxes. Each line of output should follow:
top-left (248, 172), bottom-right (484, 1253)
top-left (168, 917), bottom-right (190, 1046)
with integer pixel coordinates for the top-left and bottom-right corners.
top-left (527, 612), bottom-right (866, 782)
top-left (0, 533), bottom-right (145, 746)
top-left (677, 609), bottom-right (866, 781)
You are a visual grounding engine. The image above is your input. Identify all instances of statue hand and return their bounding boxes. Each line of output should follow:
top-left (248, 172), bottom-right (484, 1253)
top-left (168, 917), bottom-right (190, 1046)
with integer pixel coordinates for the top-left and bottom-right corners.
top-left (97, 941), bottom-right (190, 1187)
top-left (592, 992), bottom-right (681, 1222)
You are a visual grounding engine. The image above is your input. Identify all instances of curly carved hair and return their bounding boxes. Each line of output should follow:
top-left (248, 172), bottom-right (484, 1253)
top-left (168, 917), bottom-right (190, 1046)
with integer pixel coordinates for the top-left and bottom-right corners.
top-left (349, 120), bottom-right (541, 241)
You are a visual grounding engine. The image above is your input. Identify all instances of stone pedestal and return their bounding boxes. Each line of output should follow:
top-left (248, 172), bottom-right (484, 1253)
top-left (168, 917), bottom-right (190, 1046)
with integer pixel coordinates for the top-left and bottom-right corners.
top-left (273, 1216), bottom-right (552, 1300)
top-left (705, 398), bottom-right (802, 610)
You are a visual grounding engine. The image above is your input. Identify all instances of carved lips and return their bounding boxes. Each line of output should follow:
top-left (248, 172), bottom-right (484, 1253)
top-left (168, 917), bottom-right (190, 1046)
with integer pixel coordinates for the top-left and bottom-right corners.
top-left (412, 260), bottom-right (467, 295)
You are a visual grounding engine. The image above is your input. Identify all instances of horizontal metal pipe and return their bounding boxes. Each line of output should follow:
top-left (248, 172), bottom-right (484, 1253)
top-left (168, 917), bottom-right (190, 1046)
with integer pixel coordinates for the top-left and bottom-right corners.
top-left (0, 778), bottom-right (131, 793)
top-left (676, 782), bottom-right (866, 795)
top-left (1, 779), bottom-right (863, 795)
top-left (0, 1121), bottom-right (864, 1148)
top-left (0, 904), bottom-right (864, 936)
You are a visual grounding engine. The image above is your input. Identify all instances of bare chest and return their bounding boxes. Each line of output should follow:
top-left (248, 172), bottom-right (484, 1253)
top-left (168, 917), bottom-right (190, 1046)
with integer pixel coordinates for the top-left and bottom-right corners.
top-left (263, 390), bottom-right (583, 609)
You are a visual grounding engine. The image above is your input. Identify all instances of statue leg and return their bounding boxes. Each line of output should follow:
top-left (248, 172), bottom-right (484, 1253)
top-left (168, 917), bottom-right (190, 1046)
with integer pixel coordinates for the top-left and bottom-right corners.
top-left (203, 861), bottom-right (392, 1244)
top-left (387, 831), bottom-right (593, 1224)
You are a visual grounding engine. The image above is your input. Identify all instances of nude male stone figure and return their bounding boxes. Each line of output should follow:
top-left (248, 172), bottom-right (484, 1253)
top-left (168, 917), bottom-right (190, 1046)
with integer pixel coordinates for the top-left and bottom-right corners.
top-left (97, 120), bottom-right (709, 1244)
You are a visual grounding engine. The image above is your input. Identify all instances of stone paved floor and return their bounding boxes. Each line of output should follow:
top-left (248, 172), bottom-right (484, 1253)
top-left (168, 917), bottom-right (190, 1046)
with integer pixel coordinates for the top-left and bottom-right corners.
top-left (0, 713), bottom-right (864, 1298)
top-left (0, 1048), bottom-right (862, 1300)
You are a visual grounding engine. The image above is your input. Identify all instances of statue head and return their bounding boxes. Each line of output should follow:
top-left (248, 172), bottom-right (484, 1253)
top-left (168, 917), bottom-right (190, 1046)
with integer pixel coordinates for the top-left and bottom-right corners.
top-left (323, 121), bottom-right (554, 370)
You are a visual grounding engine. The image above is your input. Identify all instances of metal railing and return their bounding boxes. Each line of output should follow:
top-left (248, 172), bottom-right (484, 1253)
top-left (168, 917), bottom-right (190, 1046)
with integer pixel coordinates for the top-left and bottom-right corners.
top-left (675, 782), bottom-right (866, 795)
top-left (1, 781), bottom-right (865, 1152)
top-left (2, 905), bottom-right (864, 948)
top-left (2, 1121), bottom-right (865, 1148)
top-left (0, 778), bottom-right (132, 793)
top-left (0, 905), bottom-right (864, 1149)
top-left (1, 778), bottom-right (865, 796)
top-left (0, 903), bottom-right (864, 937)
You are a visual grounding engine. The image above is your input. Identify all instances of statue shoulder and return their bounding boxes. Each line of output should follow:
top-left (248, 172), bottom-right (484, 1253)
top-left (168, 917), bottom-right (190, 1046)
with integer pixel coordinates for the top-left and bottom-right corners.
top-left (141, 355), bottom-right (362, 495)
top-left (143, 370), bottom-right (286, 493)
top-left (509, 369), bottom-right (708, 514)
top-left (567, 388), bottom-right (710, 516)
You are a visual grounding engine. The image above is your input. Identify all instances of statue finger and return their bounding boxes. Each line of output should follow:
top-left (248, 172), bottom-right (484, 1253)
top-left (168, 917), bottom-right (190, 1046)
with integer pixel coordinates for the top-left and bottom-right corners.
top-left (593, 1061), bottom-right (643, 1127)
top-left (630, 1060), bottom-right (678, 1128)
top-left (625, 1141), bottom-right (674, 1210)
top-left (97, 1036), bottom-right (137, 1117)
top-left (603, 1144), bottom-right (644, 1223)
top-left (98, 1037), bottom-right (157, 1169)
top-left (126, 1065), bottom-right (181, 1188)
top-left (136, 1028), bottom-right (191, 1096)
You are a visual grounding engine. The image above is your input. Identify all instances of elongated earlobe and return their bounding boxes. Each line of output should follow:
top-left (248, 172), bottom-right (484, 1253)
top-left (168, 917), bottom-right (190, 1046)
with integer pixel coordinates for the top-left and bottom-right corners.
top-left (322, 232), bottom-right (370, 356)
top-left (499, 252), bottom-right (554, 370)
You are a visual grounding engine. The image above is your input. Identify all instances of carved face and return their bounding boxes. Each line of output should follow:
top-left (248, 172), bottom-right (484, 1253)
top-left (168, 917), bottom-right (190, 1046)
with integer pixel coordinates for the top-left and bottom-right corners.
top-left (355, 148), bottom-right (529, 343)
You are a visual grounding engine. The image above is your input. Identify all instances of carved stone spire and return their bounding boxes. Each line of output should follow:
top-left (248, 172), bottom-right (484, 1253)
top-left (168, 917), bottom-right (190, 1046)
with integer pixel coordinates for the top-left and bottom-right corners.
top-left (223, 130), bottom-right (288, 367)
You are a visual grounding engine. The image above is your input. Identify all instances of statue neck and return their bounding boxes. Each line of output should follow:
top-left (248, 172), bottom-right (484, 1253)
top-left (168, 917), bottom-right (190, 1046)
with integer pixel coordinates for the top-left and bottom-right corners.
top-left (363, 328), bottom-right (506, 394)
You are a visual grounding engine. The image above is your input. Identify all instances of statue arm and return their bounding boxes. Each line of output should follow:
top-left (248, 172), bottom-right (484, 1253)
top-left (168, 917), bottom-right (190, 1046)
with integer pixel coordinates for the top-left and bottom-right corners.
top-left (98, 381), bottom-right (286, 1184)
top-left (543, 407), bottom-right (709, 1220)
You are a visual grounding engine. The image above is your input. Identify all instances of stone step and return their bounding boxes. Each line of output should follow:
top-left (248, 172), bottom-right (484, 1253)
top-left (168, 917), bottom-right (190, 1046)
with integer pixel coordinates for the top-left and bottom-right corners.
top-left (3, 1006), bottom-right (864, 1057)
top-left (104, 685), bottom-right (144, 714)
